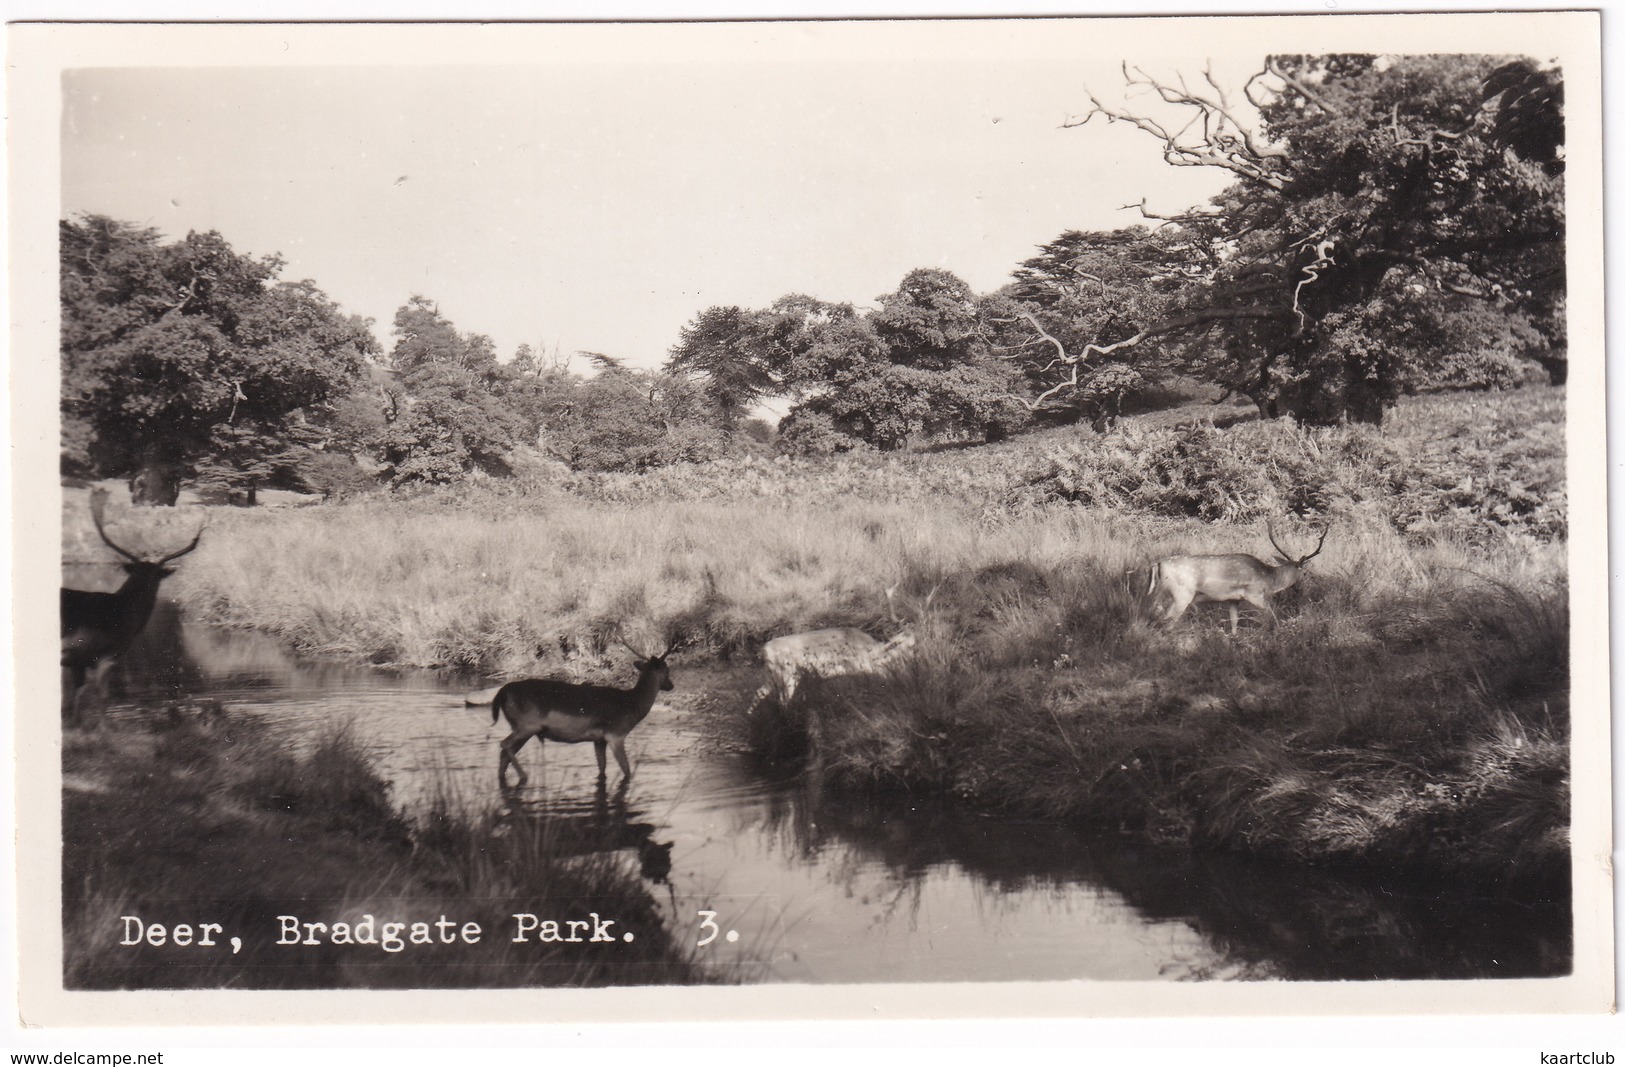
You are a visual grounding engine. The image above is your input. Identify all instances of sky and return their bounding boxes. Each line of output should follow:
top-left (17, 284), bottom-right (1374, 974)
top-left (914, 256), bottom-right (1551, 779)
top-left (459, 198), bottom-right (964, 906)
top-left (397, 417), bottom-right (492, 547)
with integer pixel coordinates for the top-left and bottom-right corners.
top-left (58, 24), bottom-right (1241, 372)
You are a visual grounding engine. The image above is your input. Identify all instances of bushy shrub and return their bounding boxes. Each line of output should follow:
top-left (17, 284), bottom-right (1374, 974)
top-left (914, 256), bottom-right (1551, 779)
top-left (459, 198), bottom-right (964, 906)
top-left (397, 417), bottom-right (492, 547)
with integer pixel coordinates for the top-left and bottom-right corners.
top-left (777, 409), bottom-right (866, 457)
top-left (1014, 421), bottom-right (1390, 522)
top-left (1013, 386), bottom-right (1566, 544)
top-left (296, 451), bottom-right (380, 500)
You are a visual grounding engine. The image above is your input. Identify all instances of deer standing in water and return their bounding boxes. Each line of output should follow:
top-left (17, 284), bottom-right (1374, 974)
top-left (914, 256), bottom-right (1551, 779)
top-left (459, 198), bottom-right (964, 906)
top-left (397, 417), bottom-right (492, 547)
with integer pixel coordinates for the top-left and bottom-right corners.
top-left (491, 634), bottom-right (687, 786)
top-left (61, 489), bottom-right (204, 726)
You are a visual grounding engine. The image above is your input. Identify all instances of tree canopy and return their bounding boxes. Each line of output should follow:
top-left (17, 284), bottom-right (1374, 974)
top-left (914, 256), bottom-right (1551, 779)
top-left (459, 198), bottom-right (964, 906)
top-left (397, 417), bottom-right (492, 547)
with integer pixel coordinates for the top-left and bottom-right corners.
top-left (668, 268), bottom-right (1027, 452)
top-left (62, 54), bottom-right (1565, 503)
top-left (61, 215), bottom-right (376, 503)
top-left (1018, 54), bottom-right (1565, 424)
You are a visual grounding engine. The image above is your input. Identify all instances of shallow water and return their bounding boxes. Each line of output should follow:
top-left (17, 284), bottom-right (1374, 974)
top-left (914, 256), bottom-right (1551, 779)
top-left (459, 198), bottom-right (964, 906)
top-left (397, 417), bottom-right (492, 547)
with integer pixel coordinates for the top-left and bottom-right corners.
top-left (87, 598), bottom-right (1571, 984)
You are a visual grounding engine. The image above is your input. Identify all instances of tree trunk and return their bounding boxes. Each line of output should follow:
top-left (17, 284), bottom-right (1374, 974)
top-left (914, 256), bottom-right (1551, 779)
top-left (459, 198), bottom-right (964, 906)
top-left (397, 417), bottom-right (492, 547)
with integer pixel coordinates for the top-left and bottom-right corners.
top-left (128, 445), bottom-right (182, 506)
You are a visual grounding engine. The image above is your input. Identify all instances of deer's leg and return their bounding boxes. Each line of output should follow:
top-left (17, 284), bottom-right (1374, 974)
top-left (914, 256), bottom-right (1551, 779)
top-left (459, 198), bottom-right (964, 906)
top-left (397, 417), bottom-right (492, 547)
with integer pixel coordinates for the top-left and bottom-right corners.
top-left (594, 739), bottom-right (608, 778)
top-left (499, 733), bottom-right (532, 785)
top-left (61, 665), bottom-right (84, 728)
top-left (1227, 603), bottom-right (1240, 636)
top-left (607, 735), bottom-right (634, 780)
top-left (1241, 591), bottom-right (1277, 629)
top-left (82, 659), bottom-right (115, 730)
top-left (1163, 590), bottom-right (1196, 627)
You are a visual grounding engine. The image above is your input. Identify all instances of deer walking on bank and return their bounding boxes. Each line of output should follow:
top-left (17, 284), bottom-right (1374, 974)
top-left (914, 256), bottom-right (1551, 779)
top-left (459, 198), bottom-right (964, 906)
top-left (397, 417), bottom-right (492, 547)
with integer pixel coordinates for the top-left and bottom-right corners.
top-left (1147, 523), bottom-right (1329, 635)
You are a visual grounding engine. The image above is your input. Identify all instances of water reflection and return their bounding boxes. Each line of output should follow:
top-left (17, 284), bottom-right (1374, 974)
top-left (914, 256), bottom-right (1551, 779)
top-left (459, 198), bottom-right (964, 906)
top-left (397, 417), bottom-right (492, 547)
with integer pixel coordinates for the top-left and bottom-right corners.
top-left (501, 777), bottom-right (677, 889)
top-left (84, 598), bottom-right (1572, 983)
top-left (724, 764), bottom-right (1569, 981)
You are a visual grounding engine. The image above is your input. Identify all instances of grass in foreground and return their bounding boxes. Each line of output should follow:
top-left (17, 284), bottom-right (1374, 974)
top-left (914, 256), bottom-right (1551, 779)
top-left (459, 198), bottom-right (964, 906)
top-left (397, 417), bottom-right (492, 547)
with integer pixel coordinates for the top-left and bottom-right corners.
top-left (63, 712), bottom-right (714, 989)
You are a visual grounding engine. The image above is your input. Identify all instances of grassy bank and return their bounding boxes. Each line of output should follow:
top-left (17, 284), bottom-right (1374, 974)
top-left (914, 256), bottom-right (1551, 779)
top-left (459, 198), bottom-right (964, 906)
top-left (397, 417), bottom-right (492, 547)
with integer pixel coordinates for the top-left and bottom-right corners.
top-left (141, 385), bottom-right (1567, 894)
top-left (745, 548), bottom-right (1567, 893)
top-left (64, 710), bottom-right (715, 988)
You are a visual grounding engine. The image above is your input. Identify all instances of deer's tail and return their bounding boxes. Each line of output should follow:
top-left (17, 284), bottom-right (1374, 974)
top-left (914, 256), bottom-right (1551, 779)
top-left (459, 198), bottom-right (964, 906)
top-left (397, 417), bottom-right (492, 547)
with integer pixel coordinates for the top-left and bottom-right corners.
top-left (491, 688), bottom-right (504, 726)
top-left (1144, 561), bottom-right (1160, 598)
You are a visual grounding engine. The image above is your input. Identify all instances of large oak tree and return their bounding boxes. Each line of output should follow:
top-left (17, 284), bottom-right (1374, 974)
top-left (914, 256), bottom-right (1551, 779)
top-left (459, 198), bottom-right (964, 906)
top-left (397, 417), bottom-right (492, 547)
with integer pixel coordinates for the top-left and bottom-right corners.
top-left (1024, 55), bottom-right (1565, 424)
top-left (61, 215), bottom-right (375, 503)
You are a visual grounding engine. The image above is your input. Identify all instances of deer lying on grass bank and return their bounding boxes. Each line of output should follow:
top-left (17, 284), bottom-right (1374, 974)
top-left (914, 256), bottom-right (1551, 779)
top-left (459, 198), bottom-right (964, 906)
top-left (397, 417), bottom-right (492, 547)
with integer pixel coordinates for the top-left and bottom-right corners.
top-left (61, 489), bottom-right (204, 726)
top-left (750, 587), bottom-right (929, 710)
top-left (491, 635), bottom-right (687, 786)
top-left (1147, 523), bottom-right (1329, 635)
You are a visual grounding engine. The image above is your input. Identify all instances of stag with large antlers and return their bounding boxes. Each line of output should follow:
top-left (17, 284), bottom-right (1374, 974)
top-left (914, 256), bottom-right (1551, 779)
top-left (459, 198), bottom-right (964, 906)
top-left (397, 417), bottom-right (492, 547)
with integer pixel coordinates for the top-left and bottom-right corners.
top-left (490, 632), bottom-right (688, 786)
top-left (1147, 523), bottom-right (1329, 635)
top-left (61, 489), bottom-right (205, 725)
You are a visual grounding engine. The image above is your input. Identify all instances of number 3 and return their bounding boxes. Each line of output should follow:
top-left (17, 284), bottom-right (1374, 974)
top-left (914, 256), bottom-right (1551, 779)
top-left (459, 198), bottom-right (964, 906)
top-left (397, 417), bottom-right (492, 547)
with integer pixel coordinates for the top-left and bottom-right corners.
top-left (696, 910), bottom-right (719, 947)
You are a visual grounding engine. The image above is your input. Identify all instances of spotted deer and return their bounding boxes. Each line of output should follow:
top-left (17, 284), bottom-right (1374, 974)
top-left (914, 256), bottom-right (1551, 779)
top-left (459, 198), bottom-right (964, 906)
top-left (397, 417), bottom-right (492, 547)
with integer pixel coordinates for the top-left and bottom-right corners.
top-left (750, 587), bottom-right (929, 709)
top-left (490, 634), bottom-right (687, 786)
top-left (1148, 523), bottom-right (1329, 634)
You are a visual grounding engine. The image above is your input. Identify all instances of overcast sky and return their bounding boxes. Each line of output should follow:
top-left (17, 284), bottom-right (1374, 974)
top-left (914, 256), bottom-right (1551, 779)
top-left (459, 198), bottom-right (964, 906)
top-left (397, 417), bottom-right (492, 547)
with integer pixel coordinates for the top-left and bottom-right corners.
top-left (59, 25), bottom-right (1244, 371)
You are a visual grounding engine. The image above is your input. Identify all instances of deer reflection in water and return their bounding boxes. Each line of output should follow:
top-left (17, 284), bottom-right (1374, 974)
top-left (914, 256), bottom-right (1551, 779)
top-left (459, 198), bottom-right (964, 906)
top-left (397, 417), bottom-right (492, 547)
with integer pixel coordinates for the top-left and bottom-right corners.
top-left (500, 776), bottom-right (677, 894)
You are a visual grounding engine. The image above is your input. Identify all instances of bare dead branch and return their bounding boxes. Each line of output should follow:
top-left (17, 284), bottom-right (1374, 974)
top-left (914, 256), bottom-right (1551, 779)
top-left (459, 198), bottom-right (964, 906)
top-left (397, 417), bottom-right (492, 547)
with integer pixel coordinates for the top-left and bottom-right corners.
top-left (1071, 65), bottom-right (1291, 191)
top-left (1265, 57), bottom-right (1342, 115)
top-left (1292, 239), bottom-right (1337, 331)
top-left (1122, 197), bottom-right (1228, 225)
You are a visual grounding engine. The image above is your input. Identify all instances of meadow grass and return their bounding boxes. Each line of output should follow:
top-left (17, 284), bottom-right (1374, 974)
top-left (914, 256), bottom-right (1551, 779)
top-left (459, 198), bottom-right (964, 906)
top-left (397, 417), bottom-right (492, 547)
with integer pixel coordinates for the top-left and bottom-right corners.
top-left (63, 711), bottom-right (716, 988)
top-left (165, 494), bottom-right (1568, 892)
top-left (148, 384), bottom-right (1568, 893)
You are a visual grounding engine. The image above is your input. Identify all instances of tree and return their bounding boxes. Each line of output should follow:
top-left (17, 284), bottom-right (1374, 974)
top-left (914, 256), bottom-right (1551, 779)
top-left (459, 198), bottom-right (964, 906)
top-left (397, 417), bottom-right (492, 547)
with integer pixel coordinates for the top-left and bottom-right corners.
top-left (667, 306), bottom-right (784, 436)
top-left (686, 271), bottom-right (1029, 452)
top-left (375, 297), bottom-right (526, 485)
top-left (61, 216), bottom-right (376, 503)
top-left (998, 226), bottom-right (1191, 424)
top-left (1032, 55), bottom-right (1565, 424)
top-left (547, 362), bottom-right (725, 472)
top-left (859, 269), bottom-right (1030, 445)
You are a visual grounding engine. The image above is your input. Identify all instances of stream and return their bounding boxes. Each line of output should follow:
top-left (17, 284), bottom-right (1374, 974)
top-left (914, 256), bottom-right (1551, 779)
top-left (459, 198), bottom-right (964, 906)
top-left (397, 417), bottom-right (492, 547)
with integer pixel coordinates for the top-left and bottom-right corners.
top-left (81, 597), bottom-right (1572, 984)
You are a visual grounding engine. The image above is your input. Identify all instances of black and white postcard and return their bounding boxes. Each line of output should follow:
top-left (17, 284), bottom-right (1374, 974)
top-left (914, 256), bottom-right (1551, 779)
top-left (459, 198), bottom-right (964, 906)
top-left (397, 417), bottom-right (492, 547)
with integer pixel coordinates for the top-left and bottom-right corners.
top-left (10, 10), bottom-right (1611, 1036)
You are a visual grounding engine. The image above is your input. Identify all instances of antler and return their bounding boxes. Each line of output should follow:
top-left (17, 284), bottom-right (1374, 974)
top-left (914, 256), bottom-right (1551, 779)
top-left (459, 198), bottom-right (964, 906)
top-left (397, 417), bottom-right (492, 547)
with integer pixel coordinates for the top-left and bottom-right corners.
top-left (88, 489), bottom-right (143, 564)
top-left (1267, 520), bottom-right (1330, 565)
top-left (616, 632), bottom-right (651, 661)
top-left (1298, 523), bottom-right (1330, 564)
top-left (659, 629), bottom-right (694, 659)
top-left (156, 526), bottom-right (205, 564)
top-left (1265, 521), bottom-right (1291, 563)
top-left (618, 627), bottom-right (692, 661)
top-left (89, 488), bottom-right (207, 564)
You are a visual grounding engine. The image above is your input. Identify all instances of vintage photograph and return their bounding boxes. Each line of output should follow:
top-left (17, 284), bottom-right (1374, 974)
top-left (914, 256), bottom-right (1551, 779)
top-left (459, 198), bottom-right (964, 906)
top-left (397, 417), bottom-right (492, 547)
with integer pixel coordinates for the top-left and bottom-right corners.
top-left (12, 12), bottom-right (1609, 1025)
